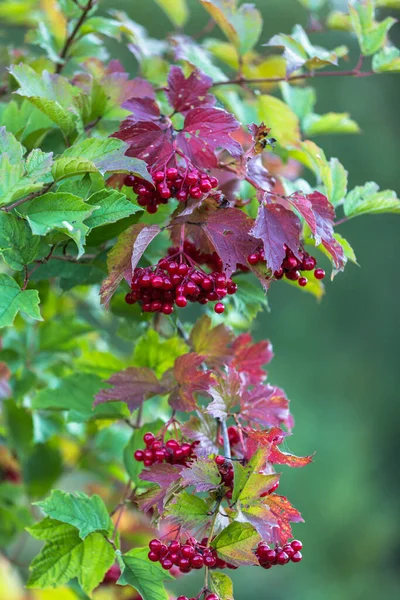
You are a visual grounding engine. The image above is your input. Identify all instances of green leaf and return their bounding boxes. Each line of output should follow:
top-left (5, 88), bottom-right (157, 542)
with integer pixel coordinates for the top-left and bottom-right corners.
top-left (25, 148), bottom-right (53, 179)
top-left (22, 443), bottom-right (63, 498)
top-left (200, 0), bottom-right (263, 55)
top-left (32, 372), bottom-right (104, 419)
top-left (85, 189), bottom-right (140, 229)
top-left (0, 126), bottom-right (24, 164)
top-left (329, 157), bottom-right (348, 207)
top-left (210, 572), bottom-right (234, 600)
top-left (349, 0), bottom-right (396, 56)
top-left (153, 0), bottom-right (188, 27)
top-left (372, 46), bottom-right (400, 72)
top-left (9, 64), bottom-right (83, 136)
top-left (0, 212), bottom-right (40, 270)
top-left (303, 112), bottom-right (360, 136)
top-left (298, 0), bottom-right (326, 9)
top-left (281, 83), bottom-right (316, 121)
top-left (35, 490), bottom-right (112, 540)
top-left (118, 547), bottom-right (173, 600)
top-left (3, 399), bottom-right (33, 457)
top-left (344, 182), bottom-right (400, 218)
top-left (51, 157), bottom-right (99, 181)
top-left (0, 504), bottom-right (32, 548)
top-left (165, 491), bottom-right (210, 528)
top-left (27, 520), bottom-right (115, 596)
top-left (232, 449), bottom-right (266, 503)
top-left (230, 274), bottom-right (269, 328)
top-left (257, 95), bottom-right (300, 146)
top-left (333, 233), bottom-right (358, 265)
top-left (0, 274), bottom-right (42, 328)
top-left (23, 192), bottom-right (95, 256)
top-left (59, 138), bottom-right (151, 181)
top-left (132, 329), bottom-right (189, 378)
top-left (212, 522), bottom-right (261, 566)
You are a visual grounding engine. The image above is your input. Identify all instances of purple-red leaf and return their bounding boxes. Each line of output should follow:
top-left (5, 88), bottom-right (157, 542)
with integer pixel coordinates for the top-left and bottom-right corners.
top-left (180, 457), bottom-right (221, 492)
top-left (166, 66), bottom-right (215, 114)
top-left (201, 208), bottom-right (259, 276)
top-left (167, 353), bottom-right (214, 412)
top-left (240, 384), bottom-right (291, 430)
top-left (100, 223), bottom-right (160, 306)
top-left (231, 333), bottom-right (273, 384)
top-left (121, 97), bottom-right (161, 123)
top-left (189, 315), bottom-right (234, 367)
top-left (308, 191), bottom-right (345, 268)
top-left (207, 368), bottom-right (242, 419)
top-left (251, 203), bottom-right (302, 273)
top-left (177, 107), bottom-right (242, 169)
top-left (181, 413), bottom-right (219, 457)
top-left (277, 193), bottom-right (317, 234)
top-left (137, 463), bottom-right (183, 513)
top-left (112, 121), bottom-right (174, 171)
top-left (94, 367), bottom-right (165, 412)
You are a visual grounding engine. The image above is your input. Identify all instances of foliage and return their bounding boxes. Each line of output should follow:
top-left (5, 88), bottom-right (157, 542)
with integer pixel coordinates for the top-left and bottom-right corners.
top-left (0, 0), bottom-right (399, 599)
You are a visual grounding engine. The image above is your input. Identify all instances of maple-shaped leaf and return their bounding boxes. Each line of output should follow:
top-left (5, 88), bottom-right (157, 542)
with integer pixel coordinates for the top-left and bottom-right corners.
top-left (240, 383), bottom-right (291, 430)
top-left (189, 315), bottom-right (234, 367)
top-left (245, 157), bottom-right (274, 197)
top-left (137, 464), bottom-right (183, 513)
top-left (211, 522), bottom-right (261, 567)
top-left (276, 193), bottom-right (317, 234)
top-left (207, 368), bottom-right (242, 420)
top-left (181, 413), bottom-right (219, 457)
top-left (307, 191), bottom-right (345, 268)
top-left (247, 428), bottom-right (313, 468)
top-left (166, 353), bottom-right (214, 412)
top-left (247, 122), bottom-right (275, 156)
top-left (166, 66), bottom-right (215, 114)
top-left (263, 494), bottom-right (303, 545)
top-left (180, 457), bottom-right (221, 492)
top-left (165, 491), bottom-right (211, 531)
top-left (250, 202), bottom-right (302, 273)
top-left (177, 107), bottom-right (242, 169)
top-left (122, 97), bottom-right (161, 123)
top-left (231, 333), bottom-right (273, 384)
top-left (94, 367), bottom-right (165, 412)
top-left (112, 121), bottom-right (175, 171)
top-left (100, 223), bottom-right (160, 306)
top-left (200, 208), bottom-right (259, 276)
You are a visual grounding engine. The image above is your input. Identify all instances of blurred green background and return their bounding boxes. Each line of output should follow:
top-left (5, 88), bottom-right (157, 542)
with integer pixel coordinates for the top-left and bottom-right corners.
top-left (3, 0), bottom-right (400, 598)
top-left (108, 1), bottom-right (400, 599)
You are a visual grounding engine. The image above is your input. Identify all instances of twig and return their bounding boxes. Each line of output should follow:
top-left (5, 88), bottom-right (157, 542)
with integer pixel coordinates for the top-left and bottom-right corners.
top-left (219, 419), bottom-right (231, 460)
top-left (1, 184), bottom-right (52, 212)
top-left (110, 479), bottom-right (132, 543)
top-left (56, 0), bottom-right (95, 74)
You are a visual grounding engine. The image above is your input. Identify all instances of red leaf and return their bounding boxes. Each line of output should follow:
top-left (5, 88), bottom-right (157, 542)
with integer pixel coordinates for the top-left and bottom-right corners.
top-left (277, 193), bottom-right (317, 234)
top-left (189, 315), bottom-right (234, 367)
top-left (245, 157), bottom-right (274, 196)
top-left (137, 463), bottom-right (183, 513)
top-left (166, 66), bottom-right (215, 114)
top-left (264, 494), bottom-right (304, 545)
top-left (121, 97), bottom-right (161, 122)
top-left (247, 429), bottom-right (313, 468)
top-left (94, 367), bottom-right (165, 411)
top-left (240, 384), bottom-right (291, 430)
top-left (100, 223), bottom-right (160, 306)
top-left (251, 203), bottom-right (302, 273)
top-left (177, 107), bottom-right (242, 169)
top-left (112, 121), bottom-right (174, 171)
top-left (167, 353), bottom-right (214, 412)
top-left (201, 208), bottom-right (259, 276)
top-left (207, 367), bottom-right (243, 419)
top-left (181, 413), bottom-right (219, 457)
top-left (231, 333), bottom-right (273, 384)
top-left (307, 191), bottom-right (345, 268)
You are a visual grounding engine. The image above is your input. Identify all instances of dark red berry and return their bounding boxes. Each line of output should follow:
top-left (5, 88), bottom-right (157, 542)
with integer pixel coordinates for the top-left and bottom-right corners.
top-left (298, 277), bottom-right (308, 287)
top-left (314, 268), bottom-right (325, 280)
top-left (276, 551), bottom-right (290, 565)
top-left (149, 539), bottom-right (162, 552)
top-left (134, 450), bottom-right (144, 461)
top-left (291, 551), bottom-right (303, 562)
top-left (291, 540), bottom-right (303, 551)
top-left (143, 432), bottom-right (155, 446)
top-left (190, 554), bottom-right (204, 569)
top-left (176, 296), bottom-right (187, 308)
top-left (214, 302), bottom-right (225, 314)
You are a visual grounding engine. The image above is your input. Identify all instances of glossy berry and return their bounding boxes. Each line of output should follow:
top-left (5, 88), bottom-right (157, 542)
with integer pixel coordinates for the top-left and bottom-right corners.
top-left (291, 540), bottom-right (303, 551)
top-left (314, 268), bottom-right (325, 280)
top-left (291, 551), bottom-right (303, 562)
top-left (214, 302), bottom-right (225, 314)
top-left (205, 595), bottom-right (219, 600)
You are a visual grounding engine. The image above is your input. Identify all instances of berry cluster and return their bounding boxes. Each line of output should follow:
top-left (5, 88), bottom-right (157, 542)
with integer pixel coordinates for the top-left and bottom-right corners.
top-left (134, 433), bottom-right (198, 467)
top-left (215, 456), bottom-right (234, 500)
top-left (124, 167), bottom-right (218, 213)
top-left (148, 538), bottom-right (230, 573)
top-left (178, 596), bottom-right (219, 600)
top-left (172, 241), bottom-right (224, 273)
top-left (255, 540), bottom-right (303, 569)
top-left (125, 249), bottom-right (237, 314)
top-left (247, 245), bottom-right (325, 287)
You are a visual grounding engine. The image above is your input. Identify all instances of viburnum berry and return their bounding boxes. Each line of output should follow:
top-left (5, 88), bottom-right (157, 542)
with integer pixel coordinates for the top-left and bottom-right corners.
top-left (125, 242), bottom-right (235, 314)
top-left (215, 456), bottom-right (234, 498)
top-left (255, 540), bottom-right (303, 569)
top-left (123, 167), bottom-right (218, 213)
top-left (135, 434), bottom-right (198, 467)
top-left (205, 594), bottom-right (219, 600)
top-left (147, 537), bottom-right (224, 574)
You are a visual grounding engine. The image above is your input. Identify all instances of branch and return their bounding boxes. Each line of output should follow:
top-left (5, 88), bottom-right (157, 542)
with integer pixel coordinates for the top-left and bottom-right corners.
top-left (56, 0), bottom-right (95, 74)
top-left (219, 419), bottom-right (231, 460)
top-left (212, 56), bottom-right (376, 88)
top-left (1, 184), bottom-right (52, 213)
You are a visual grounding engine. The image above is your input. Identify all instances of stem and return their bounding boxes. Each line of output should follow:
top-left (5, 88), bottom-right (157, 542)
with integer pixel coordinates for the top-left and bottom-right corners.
top-left (220, 419), bottom-right (231, 460)
top-left (1, 184), bottom-right (52, 212)
top-left (56, 0), bottom-right (95, 74)
top-left (334, 216), bottom-right (350, 226)
top-left (110, 479), bottom-right (132, 543)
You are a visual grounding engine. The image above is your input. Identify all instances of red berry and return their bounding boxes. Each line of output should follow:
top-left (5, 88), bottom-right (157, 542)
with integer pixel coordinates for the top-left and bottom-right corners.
top-left (167, 261), bottom-right (178, 274)
top-left (186, 172), bottom-right (198, 185)
top-left (285, 269), bottom-right (300, 281)
top-left (215, 455), bottom-right (226, 466)
top-left (151, 275), bottom-right (164, 288)
top-left (248, 253), bottom-right (259, 265)
top-left (314, 268), bottom-right (325, 280)
top-left (184, 281), bottom-right (197, 295)
top-left (209, 176), bottom-right (218, 188)
top-left (148, 551), bottom-right (159, 562)
top-left (177, 597), bottom-right (189, 600)
top-left (166, 167), bottom-right (178, 180)
top-left (159, 187), bottom-right (171, 199)
top-left (298, 277), bottom-right (308, 287)
top-left (176, 296), bottom-right (188, 308)
top-left (162, 303), bottom-right (173, 315)
top-left (153, 171), bottom-right (165, 182)
top-left (205, 595), bottom-right (219, 600)
top-left (124, 174), bottom-right (136, 186)
top-left (149, 539), bottom-right (162, 552)
top-left (291, 540), bottom-right (303, 551)
top-left (204, 554), bottom-right (217, 567)
top-left (227, 283), bottom-right (237, 294)
top-left (200, 180), bottom-right (212, 193)
top-left (161, 558), bottom-right (173, 570)
top-left (177, 263), bottom-right (189, 276)
top-left (134, 450), bottom-right (144, 461)
top-left (190, 554), bottom-right (204, 569)
top-left (214, 302), bottom-right (225, 314)
top-left (181, 545), bottom-right (195, 558)
top-left (178, 557), bottom-right (190, 570)
top-left (201, 277), bottom-right (213, 291)
top-left (291, 551), bottom-right (303, 562)
top-left (283, 544), bottom-right (295, 558)
top-left (276, 551), bottom-right (290, 565)
top-left (143, 432), bottom-right (155, 446)
top-left (189, 186), bottom-right (202, 199)
top-left (165, 439), bottom-right (179, 449)
top-left (125, 292), bottom-right (136, 305)
top-left (176, 189), bottom-right (188, 202)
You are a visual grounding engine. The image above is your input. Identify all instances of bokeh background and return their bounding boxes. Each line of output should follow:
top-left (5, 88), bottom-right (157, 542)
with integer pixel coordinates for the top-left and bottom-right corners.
top-left (2, 0), bottom-right (400, 598)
